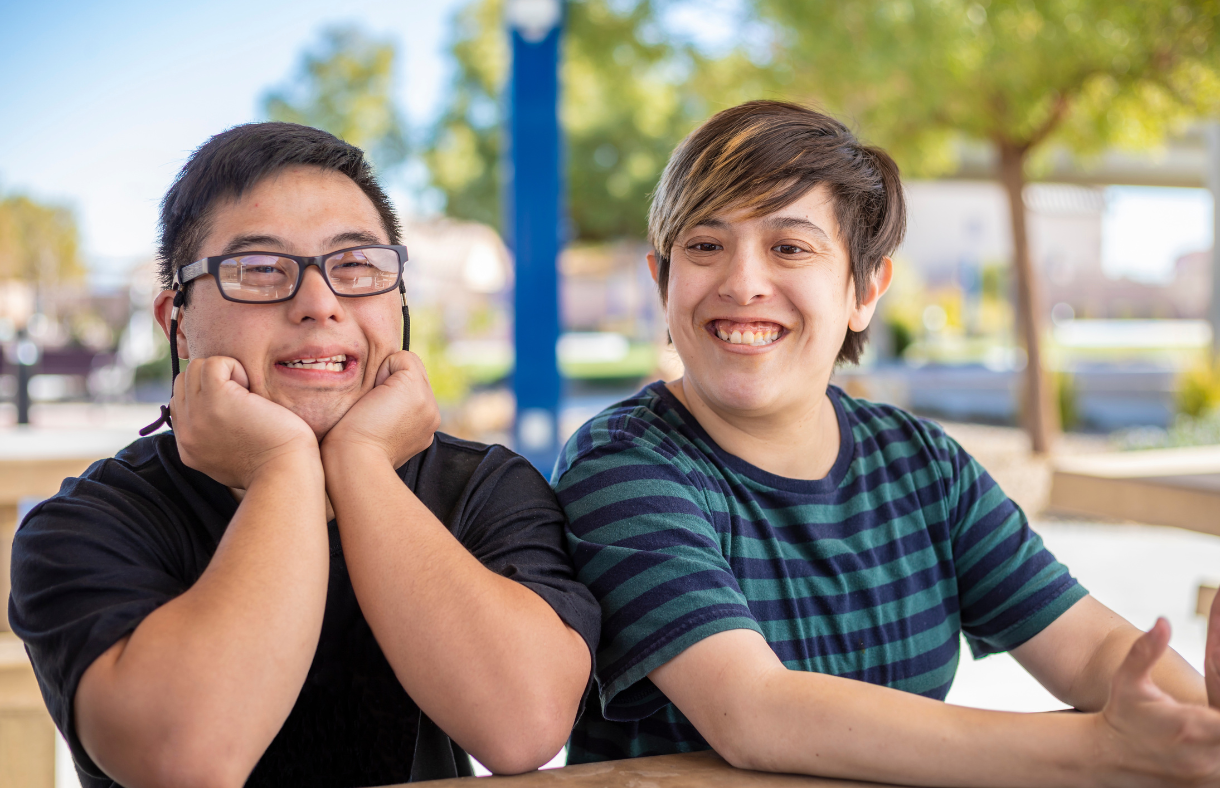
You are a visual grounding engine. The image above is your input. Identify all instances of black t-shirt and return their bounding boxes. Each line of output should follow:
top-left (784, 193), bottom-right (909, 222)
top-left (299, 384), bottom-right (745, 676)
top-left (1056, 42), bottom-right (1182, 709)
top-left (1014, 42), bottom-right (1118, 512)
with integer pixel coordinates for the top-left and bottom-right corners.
top-left (8, 431), bottom-right (601, 788)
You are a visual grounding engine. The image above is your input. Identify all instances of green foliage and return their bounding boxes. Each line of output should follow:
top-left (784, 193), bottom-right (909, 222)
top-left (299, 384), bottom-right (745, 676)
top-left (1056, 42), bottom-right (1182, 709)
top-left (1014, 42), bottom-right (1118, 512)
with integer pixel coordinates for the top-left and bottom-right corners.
top-left (747, 0), bottom-right (1220, 174)
top-left (423, 0), bottom-right (755, 240)
top-left (888, 319), bottom-right (915, 357)
top-left (1177, 356), bottom-right (1220, 418)
top-left (0, 194), bottom-right (84, 284)
top-left (1055, 370), bottom-right (1079, 431)
top-left (410, 306), bottom-right (471, 406)
top-left (263, 27), bottom-right (409, 173)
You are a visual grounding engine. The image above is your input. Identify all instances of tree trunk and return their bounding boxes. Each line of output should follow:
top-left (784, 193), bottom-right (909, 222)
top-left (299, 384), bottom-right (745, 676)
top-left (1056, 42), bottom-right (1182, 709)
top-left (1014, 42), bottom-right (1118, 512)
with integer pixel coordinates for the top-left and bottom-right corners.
top-left (997, 140), bottom-right (1057, 455)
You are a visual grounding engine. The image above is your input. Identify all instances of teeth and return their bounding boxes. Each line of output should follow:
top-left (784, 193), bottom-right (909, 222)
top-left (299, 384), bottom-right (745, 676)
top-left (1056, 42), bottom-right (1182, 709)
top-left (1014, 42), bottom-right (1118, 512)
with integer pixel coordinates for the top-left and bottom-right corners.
top-left (283, 354), bottom-right (347, 371)
top-left (715, 324), bottom-right (781, 346)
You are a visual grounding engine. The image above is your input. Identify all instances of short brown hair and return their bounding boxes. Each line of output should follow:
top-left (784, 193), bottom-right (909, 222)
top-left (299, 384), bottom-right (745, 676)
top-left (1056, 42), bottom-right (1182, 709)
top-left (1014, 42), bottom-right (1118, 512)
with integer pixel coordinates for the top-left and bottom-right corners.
top-left (648, 100), bottom-right (906, 364)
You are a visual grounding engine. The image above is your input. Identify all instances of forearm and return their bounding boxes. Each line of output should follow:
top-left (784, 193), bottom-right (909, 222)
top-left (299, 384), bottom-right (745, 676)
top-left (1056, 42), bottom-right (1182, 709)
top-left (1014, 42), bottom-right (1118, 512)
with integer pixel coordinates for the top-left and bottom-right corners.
top-left (76, 455), bottom-right (330, 788)
top-left (725, 668), bottom-right (1099, 788)
top-left (1070, 624), bottom-right (1206, 710)
top-left (325, 445), bottom-right (589, 773)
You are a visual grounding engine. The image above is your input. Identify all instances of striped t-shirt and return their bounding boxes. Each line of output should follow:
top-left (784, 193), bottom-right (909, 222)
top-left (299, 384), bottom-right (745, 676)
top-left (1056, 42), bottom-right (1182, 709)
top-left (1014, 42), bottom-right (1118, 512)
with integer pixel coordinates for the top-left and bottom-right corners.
top-left (552, 381), bottom-right (1086, 763)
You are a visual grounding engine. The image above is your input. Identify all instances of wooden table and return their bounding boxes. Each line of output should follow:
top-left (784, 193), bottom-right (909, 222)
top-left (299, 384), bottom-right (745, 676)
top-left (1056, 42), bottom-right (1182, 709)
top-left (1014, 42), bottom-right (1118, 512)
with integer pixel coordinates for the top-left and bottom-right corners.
top-left (410, 751), bottom-right (902, 788)
top-left (0, 427), bottom-right (137, 632)
top-left (1049, 444), bottom-right (1220, 535)
top-left (0, 634), bottom-right (54, 788)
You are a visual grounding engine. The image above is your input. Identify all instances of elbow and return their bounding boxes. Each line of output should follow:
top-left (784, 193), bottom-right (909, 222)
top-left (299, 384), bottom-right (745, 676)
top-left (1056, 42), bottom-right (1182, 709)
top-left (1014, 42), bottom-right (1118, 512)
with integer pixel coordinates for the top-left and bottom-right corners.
top-left (136, 731), bottom-right (257, 788)
top-left (706, 726), bottom-right (767, 773)
top-left (473, 695), bottom-right (576, 775)
top-left (692, 696), bottom-right (775, 773)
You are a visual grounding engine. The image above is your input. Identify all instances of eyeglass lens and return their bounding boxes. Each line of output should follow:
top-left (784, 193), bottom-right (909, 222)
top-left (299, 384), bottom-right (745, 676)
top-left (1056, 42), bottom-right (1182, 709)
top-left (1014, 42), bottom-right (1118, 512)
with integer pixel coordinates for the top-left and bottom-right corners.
top-left (217, 247), bottom-right (401, 302)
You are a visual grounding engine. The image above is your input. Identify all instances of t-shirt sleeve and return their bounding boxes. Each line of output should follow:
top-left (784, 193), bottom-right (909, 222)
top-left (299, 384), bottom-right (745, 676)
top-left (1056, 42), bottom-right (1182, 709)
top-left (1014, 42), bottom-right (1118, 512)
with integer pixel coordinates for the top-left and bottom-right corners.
top-left (553, 437), bottom-right (762, 722)
top-left (929, 427), bottom-right (1088, 658)
top-left (8, 468), bottom-right (195, 778)
top-left (438, 446), bottom-right (603, 691)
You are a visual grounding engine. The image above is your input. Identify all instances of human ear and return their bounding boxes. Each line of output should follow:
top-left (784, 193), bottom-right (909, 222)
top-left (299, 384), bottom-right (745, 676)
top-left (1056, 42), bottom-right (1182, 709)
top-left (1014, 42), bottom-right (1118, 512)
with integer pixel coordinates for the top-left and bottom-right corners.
top-left (152, 289), bottom-right (190, 360)
top-left (646, 250), bottom-right (660, 285)
top-left (847, 256), bottom-right (894, 333)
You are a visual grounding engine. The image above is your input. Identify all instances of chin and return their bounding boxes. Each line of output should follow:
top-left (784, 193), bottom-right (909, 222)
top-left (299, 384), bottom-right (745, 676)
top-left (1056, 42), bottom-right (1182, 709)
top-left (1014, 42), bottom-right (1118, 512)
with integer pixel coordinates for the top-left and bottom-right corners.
top-left (282, 397), bottom-right (351, 442)
top-left (693, 369), bottom-right (781, 414)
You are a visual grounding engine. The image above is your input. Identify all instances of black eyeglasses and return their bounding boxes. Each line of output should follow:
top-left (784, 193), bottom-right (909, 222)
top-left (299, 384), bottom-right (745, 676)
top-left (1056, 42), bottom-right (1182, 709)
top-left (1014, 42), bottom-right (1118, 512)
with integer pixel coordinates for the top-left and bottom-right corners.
top-left (174, 244), bottom-right (409, 303)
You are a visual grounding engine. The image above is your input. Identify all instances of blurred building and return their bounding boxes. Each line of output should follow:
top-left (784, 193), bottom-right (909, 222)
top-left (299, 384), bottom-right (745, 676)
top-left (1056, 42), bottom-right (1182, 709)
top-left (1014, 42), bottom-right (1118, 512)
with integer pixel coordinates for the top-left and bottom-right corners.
top-left (900, 179), bottom-right (1211, 321)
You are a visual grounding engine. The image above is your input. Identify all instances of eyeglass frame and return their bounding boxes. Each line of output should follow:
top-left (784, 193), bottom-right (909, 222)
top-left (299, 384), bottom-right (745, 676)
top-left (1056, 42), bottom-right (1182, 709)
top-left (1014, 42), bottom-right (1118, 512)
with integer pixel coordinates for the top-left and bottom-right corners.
top-left (173, 243), bottom-right (410, 303)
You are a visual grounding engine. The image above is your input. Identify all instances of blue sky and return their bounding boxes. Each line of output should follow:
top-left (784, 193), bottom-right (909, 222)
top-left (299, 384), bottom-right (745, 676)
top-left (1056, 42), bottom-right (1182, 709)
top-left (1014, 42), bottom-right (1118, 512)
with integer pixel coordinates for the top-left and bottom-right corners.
top-left (0, 0), bottom-right (467, 281)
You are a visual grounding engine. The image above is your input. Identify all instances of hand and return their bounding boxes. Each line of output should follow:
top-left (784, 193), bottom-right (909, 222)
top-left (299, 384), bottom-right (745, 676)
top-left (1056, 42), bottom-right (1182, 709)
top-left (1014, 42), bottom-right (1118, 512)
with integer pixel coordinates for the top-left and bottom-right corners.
top-left (1097, 618), bottom-right (1220, 786)
top-left (171, 356), bottom-right (321, 489)
top-left (321, 351), bottom-right (440, 469)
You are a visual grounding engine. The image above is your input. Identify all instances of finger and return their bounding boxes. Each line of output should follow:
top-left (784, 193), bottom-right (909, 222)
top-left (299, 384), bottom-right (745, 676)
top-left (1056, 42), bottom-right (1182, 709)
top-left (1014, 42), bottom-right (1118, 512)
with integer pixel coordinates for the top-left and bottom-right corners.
top-left (1114, 617), bottom-right (1171, 692)
top-left (1207, 590), bottom-right (1220, 708)
top-left (198, 356), bottom-right (242, 394)
top-left (375, 354), bottom-right (395, 387)
top-left (228, 358), bottom-right (250, 390)
top-left (377, 351), bottom-right (421, 386)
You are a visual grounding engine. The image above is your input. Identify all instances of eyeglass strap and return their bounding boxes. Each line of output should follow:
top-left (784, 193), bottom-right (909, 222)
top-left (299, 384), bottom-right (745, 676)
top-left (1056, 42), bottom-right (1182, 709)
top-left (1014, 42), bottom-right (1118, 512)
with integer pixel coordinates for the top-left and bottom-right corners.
top-left (139, 287), bottom-right (185, 436)
top-left (400, 282), bottom-right (410, 352)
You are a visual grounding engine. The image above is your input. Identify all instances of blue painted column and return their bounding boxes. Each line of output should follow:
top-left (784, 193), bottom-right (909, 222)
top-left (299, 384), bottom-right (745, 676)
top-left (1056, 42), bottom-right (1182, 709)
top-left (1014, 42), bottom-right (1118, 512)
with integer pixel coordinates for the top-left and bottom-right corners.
top-left (506, 0), bottom-right (564, 472)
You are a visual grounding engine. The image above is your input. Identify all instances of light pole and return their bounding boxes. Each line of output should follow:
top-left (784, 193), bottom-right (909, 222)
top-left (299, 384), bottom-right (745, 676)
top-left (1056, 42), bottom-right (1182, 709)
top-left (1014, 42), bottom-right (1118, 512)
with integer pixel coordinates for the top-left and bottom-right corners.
top-left (506, 0), bottom-right (564, 473)
top-left (14, 328), bottom-right (39, 425)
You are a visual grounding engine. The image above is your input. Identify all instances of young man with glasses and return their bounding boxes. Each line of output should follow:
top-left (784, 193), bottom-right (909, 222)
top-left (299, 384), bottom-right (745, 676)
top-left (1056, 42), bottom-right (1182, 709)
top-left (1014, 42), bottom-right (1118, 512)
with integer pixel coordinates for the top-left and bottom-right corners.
top-left (8, 123), bottom-right (600, 788)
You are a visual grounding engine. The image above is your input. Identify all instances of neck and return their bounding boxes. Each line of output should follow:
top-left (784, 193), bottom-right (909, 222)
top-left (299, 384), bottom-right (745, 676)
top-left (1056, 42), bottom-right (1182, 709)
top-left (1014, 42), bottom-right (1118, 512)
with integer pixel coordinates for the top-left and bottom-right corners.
top-left (667, 376), bottom-right (841, 481)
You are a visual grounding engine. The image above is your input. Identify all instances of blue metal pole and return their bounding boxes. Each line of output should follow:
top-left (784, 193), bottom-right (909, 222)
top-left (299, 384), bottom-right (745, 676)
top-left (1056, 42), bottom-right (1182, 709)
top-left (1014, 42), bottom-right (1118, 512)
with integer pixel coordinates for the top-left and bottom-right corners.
top-left (507, 0), bottom-right (563, 473)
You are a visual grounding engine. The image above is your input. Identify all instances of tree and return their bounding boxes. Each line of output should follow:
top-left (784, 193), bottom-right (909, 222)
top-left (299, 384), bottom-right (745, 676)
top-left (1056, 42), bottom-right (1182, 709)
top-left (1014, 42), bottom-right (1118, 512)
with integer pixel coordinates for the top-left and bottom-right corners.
top-left (423, 0), bottom-right (759, 240)
top-left (0, 194), bottom-right (84, 286)
top-left (747, 0), bottom-right (1220, 453)
top-left (263, 26), bottom-right (410, 173)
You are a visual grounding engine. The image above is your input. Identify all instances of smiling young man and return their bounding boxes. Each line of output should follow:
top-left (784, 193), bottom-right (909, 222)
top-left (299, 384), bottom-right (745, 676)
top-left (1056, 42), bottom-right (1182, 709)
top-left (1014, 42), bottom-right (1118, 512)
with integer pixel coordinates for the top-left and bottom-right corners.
top-left (552, 101), bottom-right (1220, 785)
top-left (8, 123), bottom-right (600, 788)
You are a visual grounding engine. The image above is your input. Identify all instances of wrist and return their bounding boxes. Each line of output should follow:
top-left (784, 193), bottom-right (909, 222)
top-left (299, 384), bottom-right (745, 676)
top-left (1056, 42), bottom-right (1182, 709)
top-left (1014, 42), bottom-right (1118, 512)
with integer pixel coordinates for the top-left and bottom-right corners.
top-left (246, 448), bottom-right (325, 491)
top-left (321, 435), bottom-right (393, 470)
top-left (1077, 712), bottom-right (1118, 788)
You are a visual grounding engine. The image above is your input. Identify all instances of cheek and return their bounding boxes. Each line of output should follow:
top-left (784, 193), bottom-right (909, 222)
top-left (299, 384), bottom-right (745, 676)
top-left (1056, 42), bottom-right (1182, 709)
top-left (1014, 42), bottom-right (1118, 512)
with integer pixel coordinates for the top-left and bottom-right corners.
top-left (360, 302), bottom-right (405, 353)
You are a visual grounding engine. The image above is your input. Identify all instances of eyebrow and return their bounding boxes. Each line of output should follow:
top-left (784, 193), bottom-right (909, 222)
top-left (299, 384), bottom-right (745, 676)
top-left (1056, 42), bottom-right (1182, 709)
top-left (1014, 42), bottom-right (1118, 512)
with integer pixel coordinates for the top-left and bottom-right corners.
top-left (218, 230), bottom-right (385, 257)
top-left (690, 215), bottom-right (833, 242)
top-left (760, 216), bottom-right (833, 242)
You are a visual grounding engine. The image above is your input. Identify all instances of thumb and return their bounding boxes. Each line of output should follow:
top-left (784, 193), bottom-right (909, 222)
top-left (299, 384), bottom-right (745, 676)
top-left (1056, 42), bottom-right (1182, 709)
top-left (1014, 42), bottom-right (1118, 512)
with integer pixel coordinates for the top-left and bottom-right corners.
top-left (1114, 618), bottom-right (1171, 696)
top-left (1206, 590), bottom-right (1220, 709)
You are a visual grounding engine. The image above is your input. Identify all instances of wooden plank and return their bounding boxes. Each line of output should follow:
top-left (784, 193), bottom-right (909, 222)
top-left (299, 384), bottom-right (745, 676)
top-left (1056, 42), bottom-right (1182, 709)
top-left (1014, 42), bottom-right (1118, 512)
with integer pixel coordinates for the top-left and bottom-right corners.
top-left (2, 504), bottom-right (16, 632)
top-left (1048, 471), bottom-right (1220, 536)
top-left (0, 635), bottom-right (54, 788)
top-left (0, 458), bottom-right (96, 506)
top-left (407, 751), bottom-right (902, 788)
top-left (0, 710), bottom-right (55, 788)
top-left (1199, 585), bottom-right (1218, 617)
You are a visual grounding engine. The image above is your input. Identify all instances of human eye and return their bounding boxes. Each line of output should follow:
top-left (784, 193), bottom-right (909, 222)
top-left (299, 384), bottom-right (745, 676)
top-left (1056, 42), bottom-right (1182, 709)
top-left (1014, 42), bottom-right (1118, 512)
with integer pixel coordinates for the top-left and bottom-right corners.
top-left (235, 255), bottom-right (291, 282)
top-left (773, 242), bottom-right (811, 256)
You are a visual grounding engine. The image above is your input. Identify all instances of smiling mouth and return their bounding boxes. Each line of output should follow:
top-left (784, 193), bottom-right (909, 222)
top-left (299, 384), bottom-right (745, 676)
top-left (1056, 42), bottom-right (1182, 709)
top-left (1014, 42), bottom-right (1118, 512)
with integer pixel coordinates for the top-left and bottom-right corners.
top-left (278, 354), bottom-right (349, 371)
top-left (709, 320), bottom-right (784, 347)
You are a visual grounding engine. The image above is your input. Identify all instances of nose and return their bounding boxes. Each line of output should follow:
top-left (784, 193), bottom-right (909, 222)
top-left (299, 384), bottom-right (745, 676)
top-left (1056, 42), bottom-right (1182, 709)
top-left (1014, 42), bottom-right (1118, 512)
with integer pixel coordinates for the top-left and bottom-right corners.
top-left (286, 265), bottom-right (343, 326)
top-left (719, 245), bottom-right (772, 305)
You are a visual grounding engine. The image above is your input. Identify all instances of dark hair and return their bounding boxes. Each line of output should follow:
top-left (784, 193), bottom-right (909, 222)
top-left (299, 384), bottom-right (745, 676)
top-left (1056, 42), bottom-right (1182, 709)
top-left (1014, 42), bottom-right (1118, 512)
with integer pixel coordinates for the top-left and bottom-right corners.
top-left (157, 122), bottom-right (401, 293)
top-left (649, 100), bottom-right (906, 364)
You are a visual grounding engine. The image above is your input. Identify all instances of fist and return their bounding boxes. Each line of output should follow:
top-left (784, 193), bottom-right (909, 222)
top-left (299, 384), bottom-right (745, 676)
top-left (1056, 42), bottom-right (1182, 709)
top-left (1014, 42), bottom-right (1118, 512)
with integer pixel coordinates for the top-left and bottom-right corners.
top-left (171, 356), bottom-right (320, 489)
top-left (321, 351), bottom-right (440, 469)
